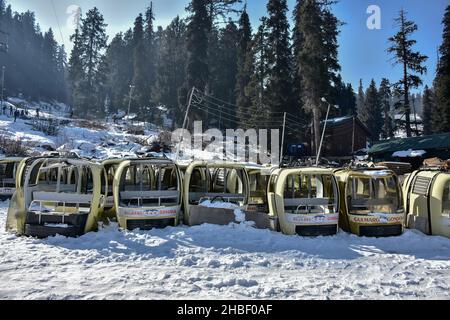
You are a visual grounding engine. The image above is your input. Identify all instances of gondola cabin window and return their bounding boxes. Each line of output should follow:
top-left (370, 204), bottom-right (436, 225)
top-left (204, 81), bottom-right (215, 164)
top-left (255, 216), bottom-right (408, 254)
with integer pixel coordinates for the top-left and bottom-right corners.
top-left (283, 174), bottom-right (337, 214)
top-left (346, 174), bottom-right (401, 214)
top-left (442, 181), bottom-right (450, 216)
top-left (0, 162), bottom-right (17, 188)
top-left (119, 163), bottom-right (179, 207)
top-left (187, 166), bottom-right (247, 206)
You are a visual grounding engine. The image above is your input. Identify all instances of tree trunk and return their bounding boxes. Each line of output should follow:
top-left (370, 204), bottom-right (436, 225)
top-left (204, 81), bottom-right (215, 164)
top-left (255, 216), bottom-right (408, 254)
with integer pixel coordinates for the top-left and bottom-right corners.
top-left (404, 61), bottom-right (411, 137)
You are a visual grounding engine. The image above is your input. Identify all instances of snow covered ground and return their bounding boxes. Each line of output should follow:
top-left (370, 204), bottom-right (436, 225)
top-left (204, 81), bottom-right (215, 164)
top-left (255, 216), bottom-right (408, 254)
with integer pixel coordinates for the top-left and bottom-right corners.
top-left (0, 202), bottom-right (449, 300)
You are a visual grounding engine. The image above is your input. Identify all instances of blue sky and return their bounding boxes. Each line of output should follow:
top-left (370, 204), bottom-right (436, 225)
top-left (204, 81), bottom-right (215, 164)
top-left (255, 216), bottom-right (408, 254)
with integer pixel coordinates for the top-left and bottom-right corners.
top-left (7, 0), bottom-right (449, 91)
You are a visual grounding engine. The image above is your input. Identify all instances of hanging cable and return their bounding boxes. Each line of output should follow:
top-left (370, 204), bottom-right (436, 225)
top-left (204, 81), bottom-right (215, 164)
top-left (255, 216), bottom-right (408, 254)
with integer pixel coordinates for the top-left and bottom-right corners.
top-left (50, 0), bottom-right (65, 45)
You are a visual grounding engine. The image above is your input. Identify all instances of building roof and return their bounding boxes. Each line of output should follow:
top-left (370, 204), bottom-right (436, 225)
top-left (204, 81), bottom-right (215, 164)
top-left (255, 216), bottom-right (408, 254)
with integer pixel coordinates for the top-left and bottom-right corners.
top-left (369, 133), bottom-right (450, 155)
top-left (324, 116), bottom-right (372, 137)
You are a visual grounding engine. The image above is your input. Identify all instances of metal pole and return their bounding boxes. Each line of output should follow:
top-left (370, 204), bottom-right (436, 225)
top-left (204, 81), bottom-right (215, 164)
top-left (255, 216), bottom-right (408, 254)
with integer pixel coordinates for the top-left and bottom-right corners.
top-left (352, 116), bottom-right (355, 154)
top-left (316, 103), bottom-right (331, 166)
top-left (280, 112), bottom-right (287, 166)
top-left (1, 66), bottom-right (5, 111)
top-left (176, 87), bottom-right (196, 161)
top-left (127, 85), bottom-right (134, 119)
top-left (412, 96), bottom-right (419, 135)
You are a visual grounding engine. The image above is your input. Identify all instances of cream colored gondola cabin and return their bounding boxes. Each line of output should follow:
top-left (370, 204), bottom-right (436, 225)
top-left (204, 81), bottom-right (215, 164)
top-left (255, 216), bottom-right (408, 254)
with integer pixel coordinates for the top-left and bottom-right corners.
top-left (6, 156), bottom-right (106, 238)
top-left (183, 161), bottom-right (250, 226)
top-left (245, 164), bottom-right (276, 214)
top-left (402, 169), bottom-right (450, 238)
top-left (0, 157), bottom-right (24, 200)
top-left (113, 158), bottom-right (182, 230)
top-left (268, 167), bottom-right (340, 236)
top-left (334, 167), bottom-right (404, 237)
top-left (101, 159), bottom-right (126, 219)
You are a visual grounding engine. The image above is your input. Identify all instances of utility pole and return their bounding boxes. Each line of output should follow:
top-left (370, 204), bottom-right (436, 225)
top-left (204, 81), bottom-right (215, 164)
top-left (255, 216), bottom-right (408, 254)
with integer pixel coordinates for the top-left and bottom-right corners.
top-left (280, 112), bottom-right (287, 166)
top-left (1, 66), bottom-right (5, 111)
top-left (127, 84), bottom-right (135, 120)
top-left (176, 87), bottom-right (196, 161)
top-left (316, 98), bottom-right (339, 166)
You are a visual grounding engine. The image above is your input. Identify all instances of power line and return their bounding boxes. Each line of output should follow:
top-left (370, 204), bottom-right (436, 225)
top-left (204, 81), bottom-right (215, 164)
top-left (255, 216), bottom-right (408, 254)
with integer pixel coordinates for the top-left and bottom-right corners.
top-left (50, 0), bottom-right (65, 45)
top-left (192, 100), bottom-right (285, 124)
top-left (190, 104), bottom-right (286, 128)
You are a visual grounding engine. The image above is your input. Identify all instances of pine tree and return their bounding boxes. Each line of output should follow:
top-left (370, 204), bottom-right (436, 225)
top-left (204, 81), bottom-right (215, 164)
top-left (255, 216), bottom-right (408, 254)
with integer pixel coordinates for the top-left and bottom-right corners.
top-left (105, 33), bottom-right (126, 114)
top-left (144, 2), bottom-right (157, 121)
top-left (235, 6), bottom-right (252, 126)
top-left (246, 18), bottom-right (270, 129)
top-left (152, 16), bottom-right (187, 129)
top-left (68, 26), bottom-right (84, 109)
top-left (266, 0), bottom-right (294, 115)
top-left (422, 85), bottom-right (435, 136)
top-left (42, 28), bottom-right (59, 100)
top-left (131, 14), bottom-right (148, 116)
top-left (72, 7), bottom-right (108, 117)
top-left (357, 79), bottom-right (365, 118)
top-left (379, 78), bottom-right (393, 139)
top-left (55, 45), bottom-right (68, 102)
top-left (433, 5), bottom-right (450, 133)
top-left (361, 79), bottom-right (383, 141)
top-left (388, 9), bottom-right (428, 137)
top-left (294, 0), bottom-right (341, 153)
top-left (216, 20), bottom-right (239, 128)
top-left (185, 0), bottom-right (210, 122)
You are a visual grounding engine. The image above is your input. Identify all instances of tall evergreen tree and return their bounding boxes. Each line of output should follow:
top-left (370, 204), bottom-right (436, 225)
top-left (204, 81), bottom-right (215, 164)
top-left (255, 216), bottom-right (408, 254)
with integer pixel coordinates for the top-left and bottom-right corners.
top-left (70, 7), bottom-right (108, 117)
top-left (294, 0), bottom-right (341, 153)
top-left (246, 18), bottom-right (270, 128)
top-left (185, 0), bottom-right (210, 122)
top-left (379, 78), bottom-right (394, 139)
top-left (215, 20), bottom-right (239, 128)
top-left (235, 6), bottom-right (252, 125)
top-left (152, 16), bottom-right (187, 129)
top-left (388, 9), bottom-right (428, 137)
top-left (144, 2), bottom-right (157, 119)
top-left (68, 26), bottom-right (84, 109)
top-left (422, 85), bottom-right (435, 136)
top-left (41, 28), bottom-right (59, 100)
top-left (361, 79), bottom-right (383, 141)
top-left (356, 79), bottom-right (365, 118)
top-left (433, 5), bottom-right (450, 133)
top-left (131, 14), bottom-right (148, 115)
top-left (265, 0), bottom-right (294, 115)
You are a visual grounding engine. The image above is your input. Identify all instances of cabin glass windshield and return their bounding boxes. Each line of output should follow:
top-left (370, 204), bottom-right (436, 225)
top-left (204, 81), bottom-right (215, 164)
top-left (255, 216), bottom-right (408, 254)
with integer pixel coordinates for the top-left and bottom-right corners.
top-left (188, 166), bottom-right (247, 206)
top-left (119, 163), bottom-right (179, 207)
top-left (27, 161), bottom-right (94, 214)
top-left (0, 162), bottom-right (18, 188)
top-left (249, 172), bottom-right (269, 198)
top-left (283, 173), bottom-right (337, 214)
top-left (346, 174), bottom-right (401, 214)
top-left (442, 181), bottom-right (450, 216)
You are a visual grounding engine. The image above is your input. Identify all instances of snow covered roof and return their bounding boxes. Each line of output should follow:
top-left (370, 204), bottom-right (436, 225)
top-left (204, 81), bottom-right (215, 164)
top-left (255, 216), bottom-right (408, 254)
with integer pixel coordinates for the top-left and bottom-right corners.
top-left (370, 133), bottom-right (450, 155)
top-left (392, 149), bottom-right (427, 158)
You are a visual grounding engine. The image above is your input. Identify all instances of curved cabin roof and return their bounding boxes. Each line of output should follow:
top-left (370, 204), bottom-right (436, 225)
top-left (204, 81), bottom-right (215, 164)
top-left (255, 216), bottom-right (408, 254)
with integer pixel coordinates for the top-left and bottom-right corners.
top-left (0, 157), bottom-right (25, 164)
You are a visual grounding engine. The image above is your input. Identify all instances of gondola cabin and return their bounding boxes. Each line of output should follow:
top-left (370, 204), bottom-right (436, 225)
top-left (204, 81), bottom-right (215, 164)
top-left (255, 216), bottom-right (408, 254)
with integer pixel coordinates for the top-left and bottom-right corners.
top-left (334, 167), bottom-right (404, 237)
top-left (0, 157), bottom-right (24, 200)
top-left (245, 164), bottom-right (275, 214)
top-left (113, 158), bottom-right (182, 230)
top-left (267, 167), bottom-right (340, 236)
top-left (6, 156), bottom-right (105, 238)
top-left (402, 169), bottom-right (450, 238)
top-left (183, 161), bottom-right (250, 226)
top-left (101, 159), bottom-right (124, 219)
